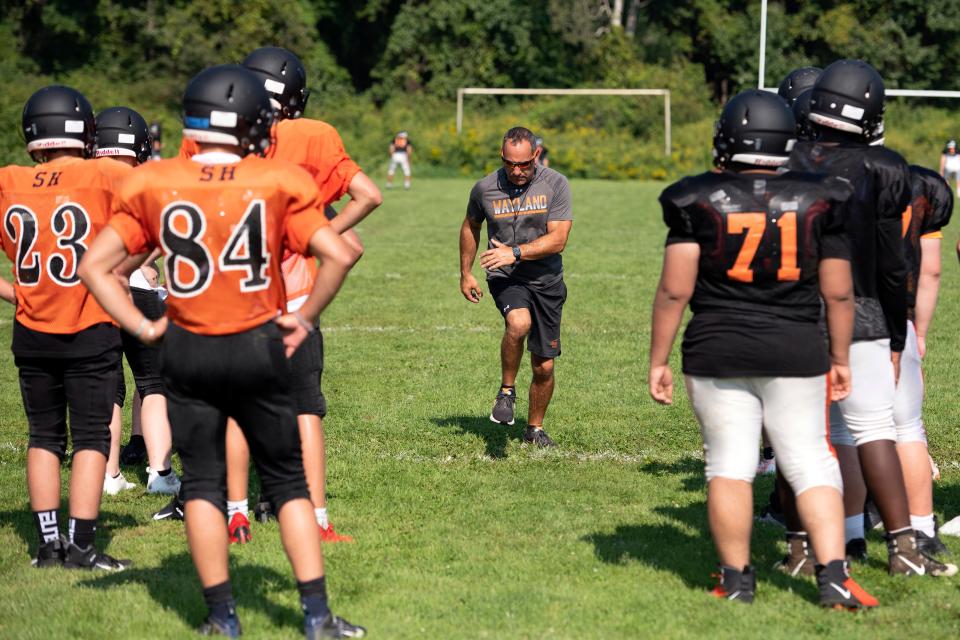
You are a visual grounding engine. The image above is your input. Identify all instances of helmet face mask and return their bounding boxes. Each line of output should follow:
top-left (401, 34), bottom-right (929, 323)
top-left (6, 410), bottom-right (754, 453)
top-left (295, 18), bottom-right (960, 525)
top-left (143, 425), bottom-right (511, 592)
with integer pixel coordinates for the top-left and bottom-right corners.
top-left (242, 47), bottom-right (309, 120)
top-left (713, 90), bottom-right (797, 169)
top-left (181, 64), bottom-right (276, 157)
top-left (22, 85), bottom-right (96, 161)
top-left (807, 59), bottom-right (885, 141)
top-left (94, 106), bottom-right (152, 164)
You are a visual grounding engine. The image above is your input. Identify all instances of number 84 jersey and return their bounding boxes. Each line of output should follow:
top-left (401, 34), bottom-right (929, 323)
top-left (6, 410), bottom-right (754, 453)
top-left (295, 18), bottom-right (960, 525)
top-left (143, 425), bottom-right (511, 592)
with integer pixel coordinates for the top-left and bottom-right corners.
top-left (659, 170), bottom-right (854, 377)
top-left (0, 156), bottom-right (131, 335)
top-left (109, 156), bottom-right (330, 336)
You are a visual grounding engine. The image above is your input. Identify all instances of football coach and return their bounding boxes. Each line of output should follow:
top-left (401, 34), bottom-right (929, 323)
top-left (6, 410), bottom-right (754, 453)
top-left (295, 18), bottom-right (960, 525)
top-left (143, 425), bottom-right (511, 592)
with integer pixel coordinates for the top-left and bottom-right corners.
top-left (458, 126), bottom-right (573, 447)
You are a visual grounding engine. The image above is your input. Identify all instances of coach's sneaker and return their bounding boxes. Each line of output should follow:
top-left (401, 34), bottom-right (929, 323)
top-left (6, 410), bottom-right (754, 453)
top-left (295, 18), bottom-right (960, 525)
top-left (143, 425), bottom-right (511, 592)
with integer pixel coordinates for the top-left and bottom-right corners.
top-left (153, 494), bottom-right (185, 521)
top-left (228, 512), bottom-right (252, 545)
top-left (774, 532), bottom-right (816, 577)
top-left (63, 541), bottom-right (131, 571)
top-left (198, 613), bottom-right (241, 638)
top-left (490, 388), bottom-right (516, 425)
top-left (886, 530), bottom-right (958, 577)
top-left (816, 560), bottom-right (878, 610)
top-left (523, 426), bottom-right (556, 448)
top-left (319, 522), bottom-right (354, 544)
top-left (103, 471), bottom-right (136, 496)
top-left (305, 613), bottom-right (366, 639)
top-left (119, 435), bottom-right (146, 466)
top-left (31, 538), bottom-right (64, 568)
top-left (709, 565), bottom-right (755, 603)
top-left (146, 467), bottom-right (181, 495)
top-left (846, 538), bottom-right (867, 563)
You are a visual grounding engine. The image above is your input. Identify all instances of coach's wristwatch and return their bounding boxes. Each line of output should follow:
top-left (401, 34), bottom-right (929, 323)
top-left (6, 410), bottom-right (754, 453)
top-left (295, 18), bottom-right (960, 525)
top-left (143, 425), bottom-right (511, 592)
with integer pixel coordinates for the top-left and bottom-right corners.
top-left (512, 246), bottom-right (522, 263)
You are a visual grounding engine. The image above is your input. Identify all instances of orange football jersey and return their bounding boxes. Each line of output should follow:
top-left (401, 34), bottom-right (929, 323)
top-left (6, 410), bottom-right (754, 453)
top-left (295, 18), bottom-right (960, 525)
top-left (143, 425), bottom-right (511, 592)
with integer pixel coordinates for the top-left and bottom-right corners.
top-left (180, 118), bottom-right (361, 307)
top-left (0, 156), bottom-right (130, 334)
top-left (109, 156), bottom-right (329, 335)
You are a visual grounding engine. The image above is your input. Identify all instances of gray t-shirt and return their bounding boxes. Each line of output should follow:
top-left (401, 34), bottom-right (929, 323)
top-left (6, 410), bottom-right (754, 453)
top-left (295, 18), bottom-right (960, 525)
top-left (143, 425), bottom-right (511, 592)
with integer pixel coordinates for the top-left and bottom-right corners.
top-left (466, 166), bottom-right (572, 286)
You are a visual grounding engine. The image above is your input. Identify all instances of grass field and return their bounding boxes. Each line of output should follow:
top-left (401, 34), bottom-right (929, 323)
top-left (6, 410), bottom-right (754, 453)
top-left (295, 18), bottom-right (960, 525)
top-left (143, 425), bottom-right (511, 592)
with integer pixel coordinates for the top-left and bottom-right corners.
top-left (2, 177), bottom-right (960, 639)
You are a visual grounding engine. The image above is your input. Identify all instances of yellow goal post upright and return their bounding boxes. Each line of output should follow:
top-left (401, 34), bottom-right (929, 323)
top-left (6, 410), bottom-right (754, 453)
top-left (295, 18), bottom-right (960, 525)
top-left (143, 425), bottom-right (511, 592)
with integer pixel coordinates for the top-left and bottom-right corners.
top-left (455, 87), bottom-right (672, 157)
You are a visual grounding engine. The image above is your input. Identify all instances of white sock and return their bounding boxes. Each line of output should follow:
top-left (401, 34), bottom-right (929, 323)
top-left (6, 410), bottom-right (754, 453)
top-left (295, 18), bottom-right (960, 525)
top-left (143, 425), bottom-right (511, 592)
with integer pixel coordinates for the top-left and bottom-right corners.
top-left (227, 499), bottom-right (248, 520)
top-left (315, 507), bottom-right (329, 529)
top-left (911, 513), bottom-right (936, 537)
top-left (845, 514), bottom-right (865, 543)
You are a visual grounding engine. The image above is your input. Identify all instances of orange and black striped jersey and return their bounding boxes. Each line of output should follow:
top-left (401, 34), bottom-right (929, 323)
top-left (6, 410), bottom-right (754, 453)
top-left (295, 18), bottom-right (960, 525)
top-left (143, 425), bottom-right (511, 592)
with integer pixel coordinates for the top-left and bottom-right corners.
top-left (0, 156), bottom-right (130, 334)
top-left (181, 118), bottom-right (361, 307)
top-left (109, 155), bottom-right (329, 335)
top-left (903, 165), bottom-right (953, 312)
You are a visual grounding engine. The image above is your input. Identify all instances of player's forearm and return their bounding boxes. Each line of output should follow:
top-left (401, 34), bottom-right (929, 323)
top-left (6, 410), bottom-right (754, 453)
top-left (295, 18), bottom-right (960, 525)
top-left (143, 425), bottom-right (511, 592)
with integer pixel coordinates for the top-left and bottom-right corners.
top-left (819, 258), bottom-right (854, 365)
top-left (78, 232), bottom-right (147, 334)
top-left (0, 277), bottom-right (15, 304)
top-left (914, 242), bottom-right (942, 338)
top-left (328, 172), bottom-right (382, 235)
top-left (649, 286), bottom-right (688, 367)
top-left (299, 228), bottom-right (354, 323)
top-left (460, 219), bottom-right (481, 275)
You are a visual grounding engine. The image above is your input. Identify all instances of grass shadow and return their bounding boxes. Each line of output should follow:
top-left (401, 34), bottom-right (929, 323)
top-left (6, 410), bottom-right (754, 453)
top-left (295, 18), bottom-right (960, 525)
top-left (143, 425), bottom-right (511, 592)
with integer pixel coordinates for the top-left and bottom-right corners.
top-left (80, 552), bottom-right (301, 632)
top-left (0, 507), bottom-right (139, 557)
top-left (640, 456), bottom-right (706, 493)
top-left (431, 415), bottom-right (525, 459)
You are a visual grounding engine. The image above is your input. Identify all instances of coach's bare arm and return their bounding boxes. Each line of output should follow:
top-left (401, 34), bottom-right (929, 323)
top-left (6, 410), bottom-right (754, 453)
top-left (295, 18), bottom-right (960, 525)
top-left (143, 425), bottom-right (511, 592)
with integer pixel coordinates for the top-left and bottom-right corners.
top-left (649, 242), bottom-right (699, 405)
top-left (819, 257), bottom-right (855, 401)
top-left (459, 215), bottom-right (484, 303)
top-left (480, 220), bottom-right (573, 270)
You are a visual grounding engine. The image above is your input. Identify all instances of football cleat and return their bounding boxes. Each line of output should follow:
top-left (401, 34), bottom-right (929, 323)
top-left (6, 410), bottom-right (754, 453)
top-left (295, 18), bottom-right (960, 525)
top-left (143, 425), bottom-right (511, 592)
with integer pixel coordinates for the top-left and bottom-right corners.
top-left (523, 426), bottom-right (556, 448)
top-left (864, 501), bottom-right (884, 531)
top-left (153, 495), bottom-right (185, 521)
top-left (710, 565), bottom-right (755, 604)
top-left (32, 538), bottom-right (64, 568)
top-left (103, 471), bottom-right (137, 496)
top-left (305, 613), bottom-right (366, 639)
top-left (228, 512), bottom-right (252, 545)
top-left (846, 538), bottom-right (867, 563)
top-left (198, 614), bottom-right (242, 638)
top-left (886, 531), bottom-right (958, 577)
top-left (63, 541), bottom-right (131, 571)
top-left (756, 503), bottom-right (786, 528)
top-left (774, 532), bottom-right (816, 577)
top-left (119, 436), bottom-right (147, 466)
top-left (756, 456), bottom-right (776, 476)
top-left (319, 522), bottom-right (354, 544)
top-left (253, 497), bottom-right (274, 524)
top-left (146, 468), bottom-right (182, 495)
top-left (490, 388), bottom-right (516, 426)
top-left (816, 560), bottom-right (878, 610)
top-left (916, 528), bottom-right (949, 558)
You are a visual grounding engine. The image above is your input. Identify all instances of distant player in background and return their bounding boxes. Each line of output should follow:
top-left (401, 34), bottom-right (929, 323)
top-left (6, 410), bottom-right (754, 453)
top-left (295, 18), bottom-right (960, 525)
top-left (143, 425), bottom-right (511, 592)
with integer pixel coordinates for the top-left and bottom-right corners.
top-left (387, 131), bottom-right (412, 189)
top-left (149, 122), bottom-right (163, 160)
top-left (939, 139), bottom-right (960, 196)
top-left (0, 86), bottom-right (132, 571)
top-left (535, 137), bottom-right (550, 168)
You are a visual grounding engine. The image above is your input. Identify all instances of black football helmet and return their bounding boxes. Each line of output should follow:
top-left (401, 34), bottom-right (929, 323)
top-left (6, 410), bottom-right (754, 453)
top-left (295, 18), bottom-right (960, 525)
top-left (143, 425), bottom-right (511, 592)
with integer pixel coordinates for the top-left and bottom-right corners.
top-left (94, 106), bottom-right (152, 163)
top-left (808, 59), bottom-right (884, 140)
top-left (713, 90), bottom-right (797, 168)
top-left (181, 64), bottom-right (275, 156)
top-left (791, 88), bottom-right (816, 141)
top-left (22, 85), bottom-right (96, 159)
top-left (777, 67), bottom-right (822, 104)
top-left (242, 47), bottom-right (310, 119)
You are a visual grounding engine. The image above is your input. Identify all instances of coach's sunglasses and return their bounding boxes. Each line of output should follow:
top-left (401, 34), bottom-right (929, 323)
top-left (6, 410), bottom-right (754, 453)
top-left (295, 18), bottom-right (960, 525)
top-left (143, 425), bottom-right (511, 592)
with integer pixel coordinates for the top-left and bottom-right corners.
top-left (501, 155), bottom-right (536, 170)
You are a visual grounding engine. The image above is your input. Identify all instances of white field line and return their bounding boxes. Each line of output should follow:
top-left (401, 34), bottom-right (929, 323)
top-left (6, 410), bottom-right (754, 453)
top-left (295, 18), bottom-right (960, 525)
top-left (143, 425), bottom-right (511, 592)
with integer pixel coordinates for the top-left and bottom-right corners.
top-left (385, 449), bottom-right (704, 465)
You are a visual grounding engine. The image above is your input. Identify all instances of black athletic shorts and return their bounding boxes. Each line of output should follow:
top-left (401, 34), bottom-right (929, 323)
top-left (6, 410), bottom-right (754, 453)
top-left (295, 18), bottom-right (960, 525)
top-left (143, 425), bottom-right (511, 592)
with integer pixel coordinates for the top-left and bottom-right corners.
top-left (289, 329), bottom-right (326, 417)
top-left (488, 276), bottom-right (567, 358)
top-left (15, 330), bottom-right (120, 459)
top-left (160, 320), bottom-right (308, 513)
top-left (120, 287), bottom-right (166, 397)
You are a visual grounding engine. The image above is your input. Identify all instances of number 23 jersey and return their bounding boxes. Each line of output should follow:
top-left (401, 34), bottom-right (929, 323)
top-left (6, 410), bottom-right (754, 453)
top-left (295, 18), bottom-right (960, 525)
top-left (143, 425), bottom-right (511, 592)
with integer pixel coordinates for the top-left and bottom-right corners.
top-left (109, 156), bottom-right (329, 336)
top-left (659, 170), bottom-right (853, 377)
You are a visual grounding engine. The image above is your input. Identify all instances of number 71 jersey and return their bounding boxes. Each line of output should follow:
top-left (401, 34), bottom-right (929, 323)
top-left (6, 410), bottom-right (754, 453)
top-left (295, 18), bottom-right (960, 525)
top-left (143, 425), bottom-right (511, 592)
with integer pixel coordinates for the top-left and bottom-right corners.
top-left (659, 170), bottom-right (854, 322)
top-left (109, 156), bottom-right (330, 335)
top-left (0, 156), bottom-right (130, 334)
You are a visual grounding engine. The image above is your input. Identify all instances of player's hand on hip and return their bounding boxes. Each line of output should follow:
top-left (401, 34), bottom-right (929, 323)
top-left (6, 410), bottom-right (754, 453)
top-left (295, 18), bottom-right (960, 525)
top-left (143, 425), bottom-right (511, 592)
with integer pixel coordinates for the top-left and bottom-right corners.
top-left (649, 364), bottom-right (674, 405)
top-left (891, 350), bottom-right (902, 385)
top-left (829, 363), bottom-right (852, 401)
top-left (275, 314), bottom-right (310, 357)
top-left (141, 316), bottom-right (168, 346)
top-left (460, 273), bottom-right (483, 303)
top-left (479, 239), bottom-right (515, 270)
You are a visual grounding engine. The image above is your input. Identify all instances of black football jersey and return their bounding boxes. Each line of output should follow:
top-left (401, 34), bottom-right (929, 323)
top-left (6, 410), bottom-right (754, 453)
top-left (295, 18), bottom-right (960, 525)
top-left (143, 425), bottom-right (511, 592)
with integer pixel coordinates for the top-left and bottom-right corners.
top-left (903, 165), bottom-right (953, 313)
top-left (786, 141), bottom-right (910, 351)
top-left (660, 169), bottom-right (852, 377)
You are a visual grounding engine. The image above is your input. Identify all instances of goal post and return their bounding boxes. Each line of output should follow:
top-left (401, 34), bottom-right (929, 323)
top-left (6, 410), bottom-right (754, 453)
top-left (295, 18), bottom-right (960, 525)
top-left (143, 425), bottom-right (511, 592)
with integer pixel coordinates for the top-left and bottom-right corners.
top-left (455, 87), bottom-right (672, 156)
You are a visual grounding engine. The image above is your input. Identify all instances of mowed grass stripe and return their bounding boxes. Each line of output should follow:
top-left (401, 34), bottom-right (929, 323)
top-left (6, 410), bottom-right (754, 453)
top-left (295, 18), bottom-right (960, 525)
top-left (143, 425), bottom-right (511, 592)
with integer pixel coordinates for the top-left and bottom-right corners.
top-left (0, 178), bottom-right (959, 639)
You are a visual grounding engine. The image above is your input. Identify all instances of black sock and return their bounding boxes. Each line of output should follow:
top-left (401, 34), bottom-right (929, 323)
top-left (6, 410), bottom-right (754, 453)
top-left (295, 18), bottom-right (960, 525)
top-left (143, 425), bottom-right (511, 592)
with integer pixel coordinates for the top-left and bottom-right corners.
top-left (762, 446), bottom-right (774, 461)
top-left (203, 581), bottom-right (236, 621)
top-left (68, 517), bottom-right (96, 548)
top-left (33, 509), bottom-right (60, 543)
top-left (157, 468), bottom-right (172, 477)
top-left (500, 384), bottom-right (515, 394)
top-left (297, 576), bottom-right (330, 620)
top-left (127, 435), bottom-right (144, 444)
